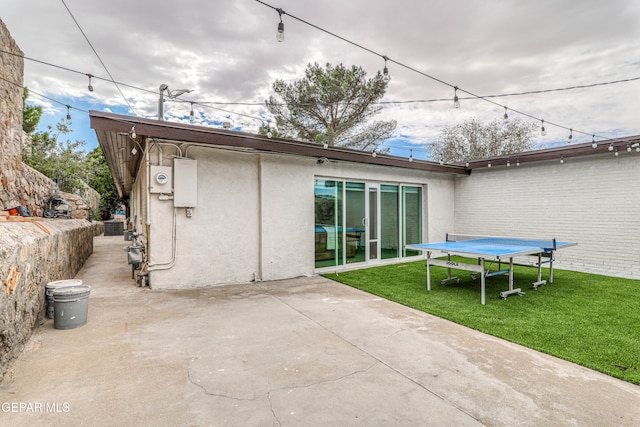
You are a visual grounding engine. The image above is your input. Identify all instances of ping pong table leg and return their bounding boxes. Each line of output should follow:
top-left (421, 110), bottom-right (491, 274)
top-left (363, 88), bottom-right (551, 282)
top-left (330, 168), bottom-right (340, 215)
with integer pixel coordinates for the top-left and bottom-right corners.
top-left (500, 257), bottom-right (524, 300)
top-left (480, 258), bottom-right (485, 305)
top-left (426, 252), bottom-right (431, 291)
top-left (549, 251), bottom-right (555, 283)
top-left (532, 252), bottom-right (547, 289)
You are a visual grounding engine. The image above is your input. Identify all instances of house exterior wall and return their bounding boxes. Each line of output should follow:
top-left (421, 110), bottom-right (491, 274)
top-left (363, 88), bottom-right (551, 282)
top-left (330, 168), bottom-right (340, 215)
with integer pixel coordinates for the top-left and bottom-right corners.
top-left (454, 153), bottom-right (640, 279)
top-left (139, 143), bottom-right (456, 289)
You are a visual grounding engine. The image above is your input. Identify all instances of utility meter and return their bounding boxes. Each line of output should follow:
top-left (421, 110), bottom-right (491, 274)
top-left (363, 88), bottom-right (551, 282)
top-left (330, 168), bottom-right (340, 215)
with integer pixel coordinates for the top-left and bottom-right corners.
top-left (150, 166), bottom-right (173, 193)
top-left (155, 172), bottom-right (169, 185)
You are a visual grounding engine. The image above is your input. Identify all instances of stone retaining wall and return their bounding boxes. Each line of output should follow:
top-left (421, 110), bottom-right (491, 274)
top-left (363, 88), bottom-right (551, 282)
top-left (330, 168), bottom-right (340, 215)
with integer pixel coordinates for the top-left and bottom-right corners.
top-left (0, 219), bottom-right (101, 382)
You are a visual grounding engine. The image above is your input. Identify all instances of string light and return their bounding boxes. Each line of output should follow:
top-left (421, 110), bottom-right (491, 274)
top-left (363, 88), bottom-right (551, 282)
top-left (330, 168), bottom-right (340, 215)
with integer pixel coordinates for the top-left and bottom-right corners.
top-left (608, 143), bottom-right (614, 152)
top-left (453, 86), bottom-right (460, 108)
top-left (276, 8), bottom-right (285, 42)
top-left (560, 155), bottom-right (564, 164)
top-left (409, 149), bottom-right (413, 162)
top-left (633, 143), bottom-right (640, 152)
top-left (540, 119), bottom-right (546, 136)
top-left (465, 160), bottom-right (469, 167)
top-left (614, 147), bottom-right (619, 156)
top-left (372, 152), bottom-right (377, 158)
top-left (487, 160), bottom-right (491, 168)
top-left (189, 102), bottom-right (195, 123)
top-left (503, 106), bottom-right (508, 120)
top-left (382, 55), bottom-right (391, 83)
top-left (626, 144), bottom-right (632, 152)
top-left (130, 126), bottom-right (136, 139)
top-left (66, 105), bottom-right (72, 123)
top-left (506, 158), bottom-right (511, 167)
top-left (591, 135), bottom-right (597, 149)
top-left (516, 158), bottom-right (520, 166)
top-left (87, 73), bottom-right (94, 92)
top-left (567, 129), bottom-right (573, 143)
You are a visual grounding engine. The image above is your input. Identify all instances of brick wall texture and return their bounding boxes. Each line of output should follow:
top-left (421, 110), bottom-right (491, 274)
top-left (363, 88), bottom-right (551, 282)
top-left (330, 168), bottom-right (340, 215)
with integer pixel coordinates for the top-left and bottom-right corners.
top-left (454, 154), bottom-right (640, 279)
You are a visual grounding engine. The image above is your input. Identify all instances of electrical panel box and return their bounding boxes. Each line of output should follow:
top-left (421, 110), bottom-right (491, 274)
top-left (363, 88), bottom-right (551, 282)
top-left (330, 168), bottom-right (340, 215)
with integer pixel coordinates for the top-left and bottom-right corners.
top-left (174, 158), bottom-right (198, 207)
top-left (150, 166), bottom-right (173, 194)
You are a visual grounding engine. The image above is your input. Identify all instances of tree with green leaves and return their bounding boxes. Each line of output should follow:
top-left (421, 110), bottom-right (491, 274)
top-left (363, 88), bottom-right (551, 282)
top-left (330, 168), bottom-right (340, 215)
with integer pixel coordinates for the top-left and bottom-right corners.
top-left (265, 62), bottom-right (396, 152)
top-left (22, 88), bottom-right (43, 134)
top-left (430, 117), bottom-right (539, 163)
top-left (86, 146), bottom-right (121, 216)
top-left (22, 121), bottom-right (87, 193)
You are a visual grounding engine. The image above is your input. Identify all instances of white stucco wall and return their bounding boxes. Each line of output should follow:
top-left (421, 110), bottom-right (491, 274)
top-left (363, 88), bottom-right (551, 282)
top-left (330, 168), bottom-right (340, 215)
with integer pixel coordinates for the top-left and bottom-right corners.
top-left (138, 143), bottom-right (457, 289)
top-left (454, 153), bottom-right (640, 279)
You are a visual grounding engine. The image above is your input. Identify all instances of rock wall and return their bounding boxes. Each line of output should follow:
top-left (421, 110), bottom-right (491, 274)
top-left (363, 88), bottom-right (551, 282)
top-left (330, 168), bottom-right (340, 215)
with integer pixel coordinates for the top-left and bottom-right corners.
top-left (0, 18), bottom-right (54, 214)
top-left (0, 219), bottom-right (100, 382)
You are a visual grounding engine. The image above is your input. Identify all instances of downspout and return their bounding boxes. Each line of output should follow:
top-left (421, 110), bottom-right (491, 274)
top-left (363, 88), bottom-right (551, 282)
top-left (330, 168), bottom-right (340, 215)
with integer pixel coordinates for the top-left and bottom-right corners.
top-left (256, 153), bottom-right (263, 281)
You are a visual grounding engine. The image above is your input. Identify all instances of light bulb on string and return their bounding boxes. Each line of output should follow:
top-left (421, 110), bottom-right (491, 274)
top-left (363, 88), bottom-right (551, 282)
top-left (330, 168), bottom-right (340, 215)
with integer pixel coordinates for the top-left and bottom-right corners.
top-left (453, 86), bottom-right (460, 108)
top-left (540, 119), bottom-right (546, 136)
top-left (507, 158), bottom-right (511, 167)
top-left (87, 74), bottom-right (94, 92)
top-left (627, 144), bottom-right (632, 152)
top-left (516, 157), bottom-right (520, 167)
top-left (189, 103), bottom-right (195, 123)
top-left (409, 149), bottom-right (413, 162)
top-left (614, 147), bottom-right (619, 156)
top-left (608, 143), bottom-right (614, 152)
top-left (382, 56), bottom-right (391, 83)
top-left (591, 135), bottom-right (597, 149)
top-left (503, 106), bottom-right (508, 120)
top-left (65, 105), bottom-right (72, 123)
top-left (560, 155), bottom-right (564, 164)
top-left (567, 129), bottom-right (573, 143)
top-left (276, 8), bottom-right (285, 42)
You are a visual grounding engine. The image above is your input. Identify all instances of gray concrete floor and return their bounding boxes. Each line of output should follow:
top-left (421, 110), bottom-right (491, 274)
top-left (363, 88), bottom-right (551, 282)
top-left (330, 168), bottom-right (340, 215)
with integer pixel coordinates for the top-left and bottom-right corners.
top-left (2, 235), bottom-right (640, 426)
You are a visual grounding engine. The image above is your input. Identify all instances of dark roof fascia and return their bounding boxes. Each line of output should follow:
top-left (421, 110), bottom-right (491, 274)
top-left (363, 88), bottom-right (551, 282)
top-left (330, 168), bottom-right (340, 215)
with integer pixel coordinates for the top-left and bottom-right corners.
top-left (461, 135), bottom-right (640, 169)
top-left (89, 110), bottom-right (468, 176)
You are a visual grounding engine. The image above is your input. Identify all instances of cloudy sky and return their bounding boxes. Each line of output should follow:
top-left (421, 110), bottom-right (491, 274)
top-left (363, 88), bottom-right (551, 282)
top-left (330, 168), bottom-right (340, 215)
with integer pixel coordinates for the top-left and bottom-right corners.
top-left (2, 0), bottom-right (639, 159)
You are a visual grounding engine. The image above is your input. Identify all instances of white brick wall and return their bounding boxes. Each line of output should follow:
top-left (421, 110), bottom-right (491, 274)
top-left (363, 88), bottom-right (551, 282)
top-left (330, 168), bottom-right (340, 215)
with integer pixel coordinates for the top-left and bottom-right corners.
top-left (454, 153), bottom-right (640, 279)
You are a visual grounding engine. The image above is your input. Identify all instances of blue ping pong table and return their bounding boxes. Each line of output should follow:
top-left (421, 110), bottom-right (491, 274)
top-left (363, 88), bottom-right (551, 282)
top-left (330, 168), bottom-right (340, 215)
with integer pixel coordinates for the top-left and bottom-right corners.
top-left (406, 233), bottom-right (576, 304)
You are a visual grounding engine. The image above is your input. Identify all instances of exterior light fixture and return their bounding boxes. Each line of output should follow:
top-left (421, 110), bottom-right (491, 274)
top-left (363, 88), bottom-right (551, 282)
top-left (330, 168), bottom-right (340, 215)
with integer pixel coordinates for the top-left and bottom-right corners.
top-left (87, 74), bottom-right (94, 92)
top-left (591, 135), bottom-right (597, 149)
top-left (567, 129), bottom-right (573, 143)
top-left (453, 86), bottom-right (460, 108)
top-left (540, 119), bottom-right (546, 136)
top-left (158, 84), bottom-right (192, 121)
top-left (276, 8), bottom-right (285, 42)
top-left (382, 56), bottom-right (391, 83)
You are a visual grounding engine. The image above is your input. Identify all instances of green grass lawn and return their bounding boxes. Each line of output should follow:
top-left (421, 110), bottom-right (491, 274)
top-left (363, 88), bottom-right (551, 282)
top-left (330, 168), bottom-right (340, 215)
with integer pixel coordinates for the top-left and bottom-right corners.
top-left (323, 258), bottom-right (640, 385)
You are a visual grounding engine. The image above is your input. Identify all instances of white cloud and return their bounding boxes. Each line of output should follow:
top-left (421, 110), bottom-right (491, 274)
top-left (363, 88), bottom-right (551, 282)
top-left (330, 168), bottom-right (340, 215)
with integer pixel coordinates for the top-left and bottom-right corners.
top-left (3, 0), bottom-right (640, 154)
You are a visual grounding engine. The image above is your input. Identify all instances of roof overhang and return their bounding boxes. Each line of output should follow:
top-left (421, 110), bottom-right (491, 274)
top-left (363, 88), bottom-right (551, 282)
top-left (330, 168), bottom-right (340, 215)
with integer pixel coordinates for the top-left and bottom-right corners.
top-left (462, 135), bottom-right (640, 169)
top-left (89, 111), bottom-right (469, 199)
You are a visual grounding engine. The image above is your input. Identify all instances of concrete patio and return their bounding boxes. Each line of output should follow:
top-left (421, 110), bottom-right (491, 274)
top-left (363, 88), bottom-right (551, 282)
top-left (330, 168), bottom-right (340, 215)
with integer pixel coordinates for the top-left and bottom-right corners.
top-left (1, 235), bottom-right (639, 426)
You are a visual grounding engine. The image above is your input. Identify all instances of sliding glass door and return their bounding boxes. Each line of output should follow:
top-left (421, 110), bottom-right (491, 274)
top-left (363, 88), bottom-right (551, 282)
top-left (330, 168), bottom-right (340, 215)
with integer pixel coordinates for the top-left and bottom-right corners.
top-left (315, 178), bottom-right (423, 269)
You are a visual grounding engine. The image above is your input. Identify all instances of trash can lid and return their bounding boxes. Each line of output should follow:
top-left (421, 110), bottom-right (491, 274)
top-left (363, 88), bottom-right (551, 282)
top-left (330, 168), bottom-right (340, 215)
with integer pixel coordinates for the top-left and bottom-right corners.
top-left (52, 285), bottom-right (91, 296)
top-left (46, 279), bottom-right (83, 289)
